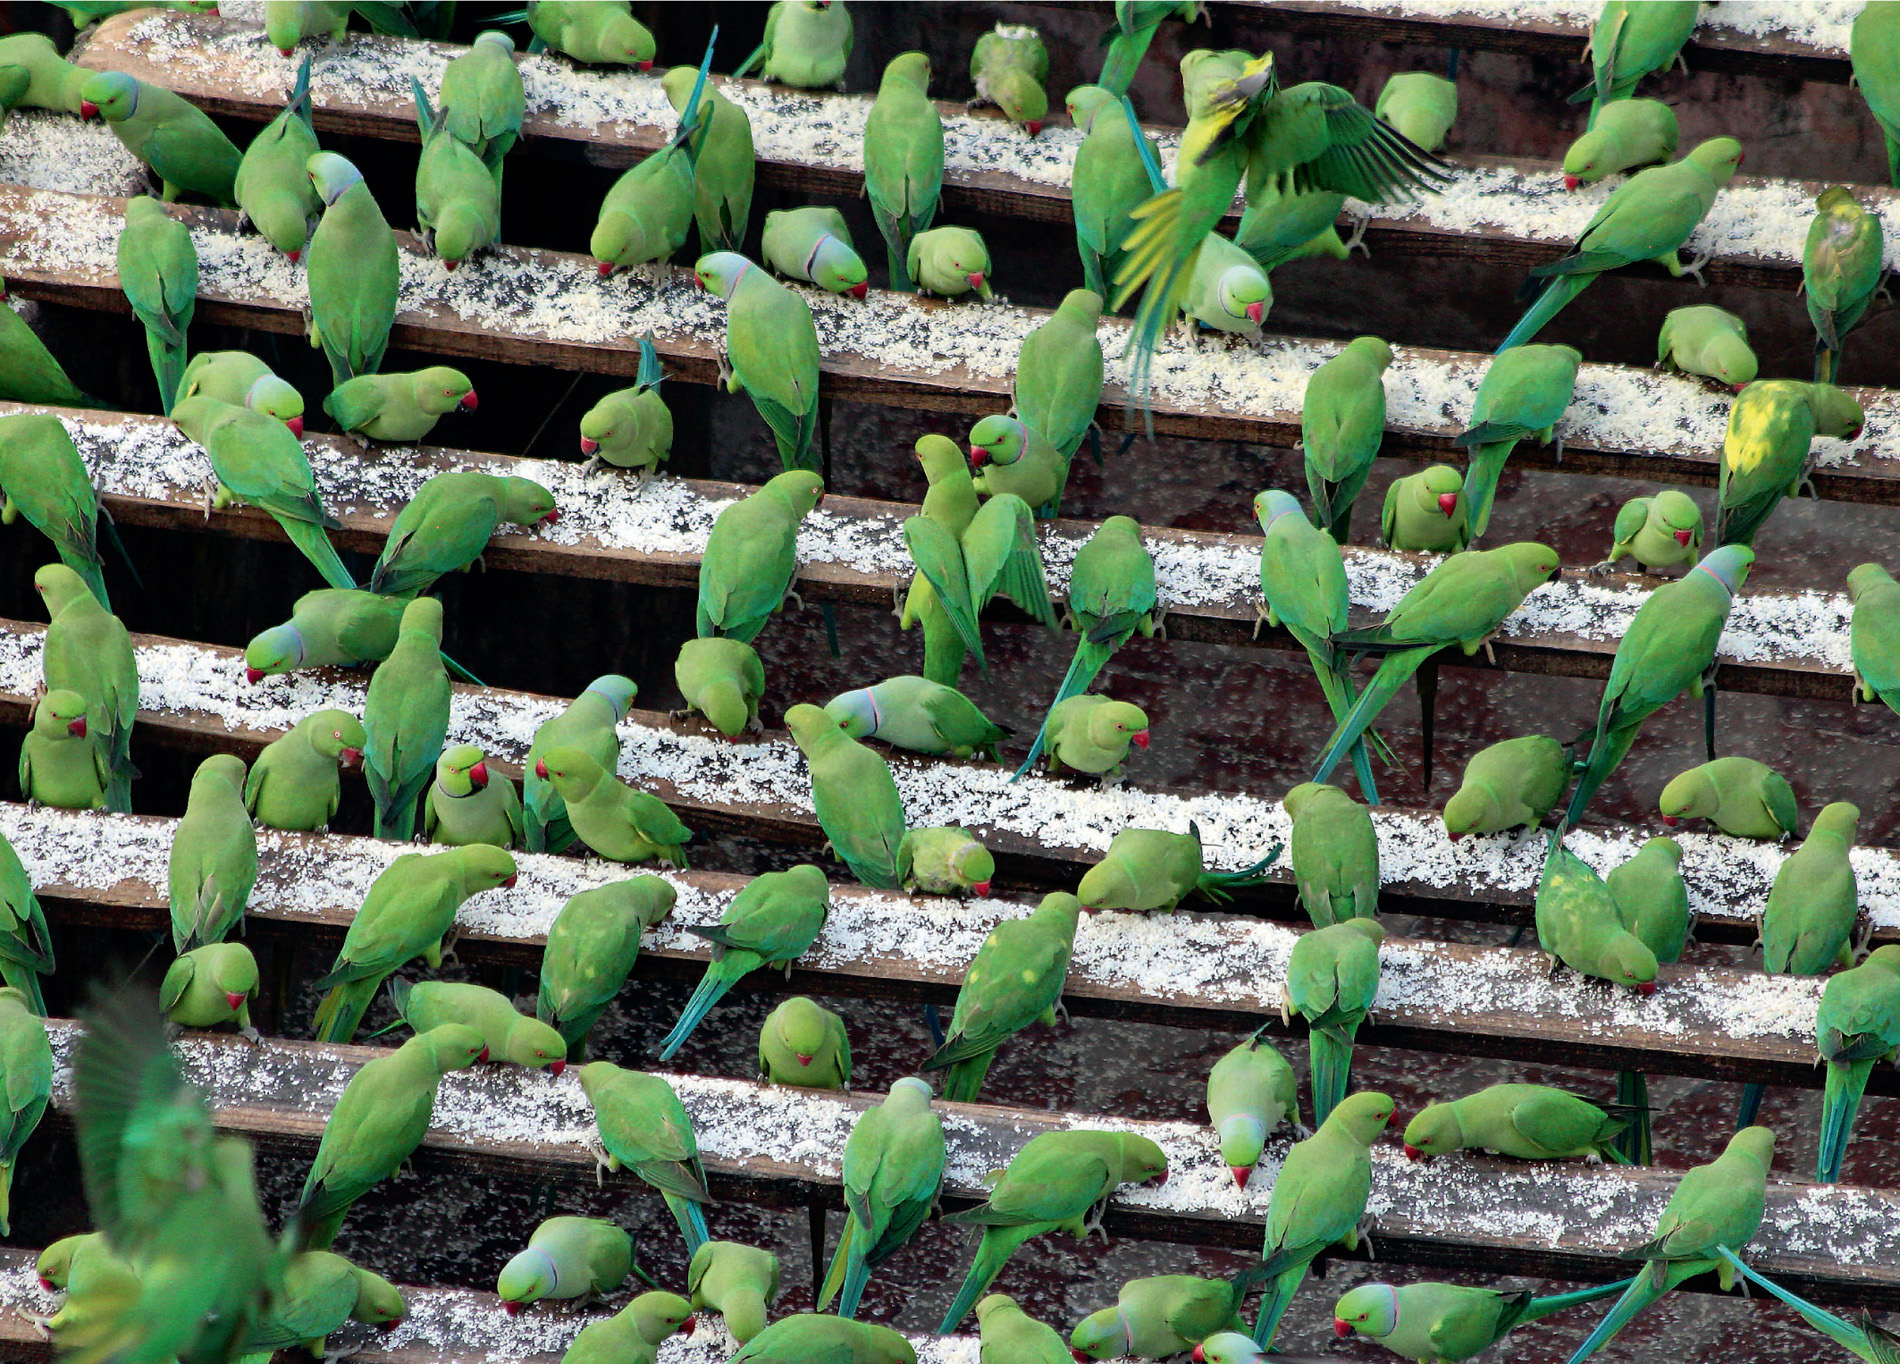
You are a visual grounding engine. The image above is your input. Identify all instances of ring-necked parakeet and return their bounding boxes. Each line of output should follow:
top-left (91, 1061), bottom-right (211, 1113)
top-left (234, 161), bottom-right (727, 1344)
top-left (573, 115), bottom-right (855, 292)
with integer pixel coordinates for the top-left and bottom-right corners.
top-left (0, 986), bottom-right (49, 1235)
top-left (824, 674), bottom-right (1007, 760)
top-left (1283, 781), bottom-right (1378, 926)
top-left (1561, 544), bottom-right (1752, 830)
top-left (1374, 71), bottom-right (1456, 152)
top-left (1302, 337), bottom-right (1391, 543)
top-left (697, 469), bottom-right (825, 641)
top-left (524, 674), bottom-right (638, 854)
top-left (298, 1023), bottom-right (487, 1247)
top-left (1071, 1275), bottom-right (1245, 1360)
top-left (1658, 755), bottom-right (1796, 839)
top-left (1849, 562), bottom-right (1900, 718)
top-left (1717, 379), bottom-right (1864, 548)
top-left (116, 195), bottom-right (197, 415)
top-left (580, 335), bottom-right (672, 477)
top-left (159, 940), bottom-right (258, 1035)
top-left (976, 1293), bottom-right (1069, 1364)
top-left (908, 225), bottom-right (993, 300)
top-left (1805, 185), bottom-right (1884, 383)
top-left (688, 1240), bottom-right (780, 1344)
top-left (242, 1250), bottom-right (405, 1355)
top-left (577, 1061), bottom-right (712, 1255)
top-left (1607, 489), bottom-right (1704, 573)
top-left (537, 874), bottom-right (675, 1054)
top-left (1250, 1091), bottom-right (1394, 1348)
top-left (738, 0), bottom-right (853, 89)
top-left (533, 746), bottom-right (692, 867)
top-left (1282, 917), bottom-right (1383, 1124)
top-left (1403, 1082), bottom-right (1631, 1162)
top-left (864, 53), bottom-right (942, 291)
top-left (0, 413), bottom-right (109, 607)
top-left (1034, 694), bottom-right (1149, 783)
top-left (1076, 824), bottom-right (1278, 912)
top-left (264, 2), bottom-right (349, 54)
top-left (762, 205), bottom-right (867, 295)
top-left (735, 1316), bottom-right (915, 1364)
top-left (369, 469), bottom-right (557, 598)
top-left (19, 688), bottom-right (106, 811)
top-left (1562, 97), bottom-right (1679, 188)
top-left (1569, 1), bottom-right (1700, 125)
top-left (1656, 304), bottom-right (1755, 389)
top-left (1333, 1278), bottom-right (1638, 1362)
top-left (817, 1076), bottom-right (945, 1318)
top-left (897, 826), bottom-right (994, 898)
top-left (675, 636), bottom-right (766, 738)
top-left (80, 70), bottom-right (241, 204)
top-left (423, 742), bottom-right (522, 848)
top-left (1067, 86), bottom-right (1157, 297)
top-left (924, 891), bottom-right (1080, 1102)
top-left (1607, 835), bottom-right (1691, 964)
top-left (438, 32), bottom-right (523, 185)
top-left (695, 253), bottom-right (823, 473)
top-left (361, 596), bottom-right (450, 840)
top-left (969, 414), bottom-right (1066, 517)
top-left (179, 350), bottom-right (304, 434)
top-left (1015, 287), bottom-right (1104, 465)
top-left (971, 23), bottom-right (1048, 135)
top-left (1205, 1036), bottom-right (1298, 1187)
top-left (310, 843), bottom-right (518, 1043)
top-left (1193, 1332), bottom-right (1264, 1364)
top-left (655, 862), bottom-right (830, 1060)
top-left (1713, 1246), bottom-right (1900, 1363)
top-left (1442, 734), bottom-right (1567, 838)
top-left (168, 753), bottom-right (257, 951)
top-left (1536, 837), bottom-right (1658, 994)
top-left (759, 994), bottom-right (850, 1088)
top-left (783, 704), bottom-right (906, 889)
top-left (527, 0), bottom-right (654, 68)
top-left (497, 1216), bottom-right (631, 1310)
top-left (1499, 138), bottom-right (1742, 352)
top-left (1853, 1), bottom-right (1900, 186)
top-left (1381, 464), bottom-right (1469, 553)
top-left (328, 366), bottom-right (477, 445)
top-left (245, 589), bottom-right (402, 680)
top-left (306, 152), bottom-right (399, 386)
top-left (236, 54), bottom-right (321, 260)
top-left (1181, 234), bottom-right (1271, 339)
top-left (243, 708), bottom-right (364, 832)
top-left (410, 85), bottom-right (501, 270)
top-left (0, 33), bottom-right (89, 115)
top-left (1452, 343), bottom-right (1581, 539)
top-left (1762, 800), bottom-right (1861, 976)
top-left (0, 285), bottom-right (93, 406)
top-left (1234, 177), bottom-right (1356, 272)
top-left (0, 832), bottom-right (50, 1016)
top-left (36, 561), bottom-right (137, 810)
top-left (1815, 944), bottom-right (1900, 1184)
top-left (561, 1291), bottom-right (695, 1364)
top-left (664, 64), bottom-right (753, 256)
top-left (937, 1129), bottom-right (1168, 1332)
top-left (590, 124), bottom-right (695, 275)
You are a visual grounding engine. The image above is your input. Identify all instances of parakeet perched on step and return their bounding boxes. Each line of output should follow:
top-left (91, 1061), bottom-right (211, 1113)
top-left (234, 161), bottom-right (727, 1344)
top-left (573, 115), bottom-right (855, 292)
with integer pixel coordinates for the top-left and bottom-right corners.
top-left (1381, 464), bottom-right (1469, 553)
top-left (1761, 801), bottom-right (1861, 976)
top-left (361, 596), bottom-right (450, 840)
top-left (1849, 561), bottom-right (1900, 718)
top-left (909, 225), bottom-right (994, 300)
top-left (1562, 98), bottom-right (1677, 188)
top-left (1656, 304), bottom-right (1755, 389)
top-left (0, 831), bottom-right (51, 1016)
top-left (823, 674), bottom-right (1007, 760)
top-left (1205, 1036), bottom-right (1298, 1187)
top-left (1070, 1274), bottom-right (1245, 1359)
top-left (696, 470), bottom-right (825, 641)
top-left (1283, 917), bottom-right (1383, 1124)
top-left (784, 704), bottom-right (907, 889)
top-left (180, 350), bottom-right (305, 435)
top-left (1333, 1278), bottom-right (1638, 1362)
top-left (411, 83), bottom-right (501, 270)
top-left (497, 1216), bottom-right (630, 1310)
top-left (761, 205), bottom-right (867, 295)
top-left (1717, 379), bottom-right (1864, 548)
top-left (243, 708), bottom-right (365, 832)
top-left (245, 589), bottom-right (402, 680)
top-left (576, 1061), bottom-right (713, 1255)
top-left (537, 875), bottom-right (675, 1055)
top-left (1403, 1082), bottom-right (1631, 1162)
top-left (0, 987), bottom-right (48, 1235)
top-left (1181, 234), bottom-right (1271, 339)
top-left (758, 995), bottom-right (850, 1088)
top-left (924, 891), bottom-right (1080, 1102)
top-left (18, 689), bottom-right (105, 811)
top-left (970, 23), bottom-right (1048, 135)
top-left (561, 1291), bottom-right (695, 1364)
top-left (864, 53), bottom-right (942, 291)
top-left (739, 0), bottom-right (853, 90)
top-left (369, 470), bottom-right (558, 598)
top-left (0, 412), bottom-right (110, 607)
top-left (80, 70), bottom-right (242, 204)
top-left (580, 335), bottom-right (672, 477)
top-left (524, 675), bottom-right (638, 854)
top-left (116, 196), bottom-right (197, 415)
top-left (1814, 944), bottom-right (1900, 1184)
top-left (1076, 824), bottom-right (1278, 912)
top-left (663, 64), bottom-right (753, 256)
top-left (817, 1076), bottom-right (944, 1318)
top-left (1658, 755), bottom-right (1796, 839)
top-left (1442, 734), bottom-right (1567, 838)
top-left (697, 253), bottom-right (824, 473)
top-left (968, 414), bottom-right (1066, 518)
top-left (1067, 86), bottom-right (1157, 297)
top-left (36, 561), bottom-right (137, 810)
top-left (168, 753), bottom-right (257, 951)
top-left (1283, 781), bottom-right (1378, 926)
top-left (305, 152), bottom-right (399, 386)
top-left (976, 1292), bottom-right (1070, 1364)
top-left (533, 747), bottom-right (692, 867)
top-left (438, 31), bottom-right (524, 185)
top-left (1606, 489), bottom-right (1703, 573)
top-left (0, 285), bottom-right (94, 407)
top-left (1608, 835), bottom-right (1691, 965)
top-left (688, 1240), bottom-right (780, 1345)
top-left (1536, 838), bottom-right (1658, 994)
top-left (1804, 185), bottom-right (1884, 383)
top-left (1374, 72), bottom-right (1456, 152)
top-left (897, 826), bottom-right (994, 898)
top-left (236, 54), bottom-right (321, 259)
top-left (1303, 337), bottom-right (1391, 543)
top-left (390, 979), bottom-right (564, 1070)
top-left (0, 33), bottom-right (91, 115)
top-left (527, 0), bottom-right (654, 68)
top-left (675, 636), bottom-right (766, 738)
top-left (160, 941), bottom-right (259, 1035)
top-left (1569, 1), bottom-right (1701, 126)
top-left (1452, 343), bottom-right (1581, 540)
top-left (1034, 694), bottom-right (1150, 783)
top-left (423, 742), bottom-right (522, 848)
top-left (326, 366), bottom-right (477, 444)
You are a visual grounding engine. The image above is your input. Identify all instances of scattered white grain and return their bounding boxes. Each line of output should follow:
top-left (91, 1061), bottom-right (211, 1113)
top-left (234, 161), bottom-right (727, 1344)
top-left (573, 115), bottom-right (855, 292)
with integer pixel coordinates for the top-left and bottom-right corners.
top-left (0, 110), bottom-right (148, 197)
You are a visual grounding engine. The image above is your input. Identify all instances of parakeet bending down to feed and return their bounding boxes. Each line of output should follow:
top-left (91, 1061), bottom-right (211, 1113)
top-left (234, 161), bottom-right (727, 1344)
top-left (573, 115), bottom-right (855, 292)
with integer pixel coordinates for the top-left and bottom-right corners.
top-left (1076, 825), bottom-right (1279, 913)
top-left (970, 23), bottom-right (1049, 135)
top-left (1562, 98), bottom-right (1677, 187)
top-left (523, 675), bottom-right (639, 854)
top-left (675, 637), bottom-right (766, 738)
top-left (1656, 304), bottom-right (1756, 389)
top-left (1333, 1278), bottom-right (1638, 1363)
top-left (497, 1217), bottom-right (632, 1311)
top-left (1402, 1083), bottom-right (1632, 1163)
top-left (783, 704), bottom-right (907, 889)
top-left (823, 675), bottom-right (1008, 760)
top-left (80, 70), bottom-right (242, 204)
top-left (1206, 1036), bottom-right (1298, 1187)
top-left (1070, 1274), bottom-right (1247, 1359)
top-left (1658, 755), bottom-right (1796, 840)
top-left (695, 253), bottom-right (823, 473)
top-left (1442, 734), bottom-right (1568, 838)
top-left (738, 0), bottom-right (854, 90)
top-left (1283, 782), bottom-right (1378, 926)
top-left (1452, 343), bottom-right (1581, 540)
top-left (581, 336), bottom-right (672, 477)
top-left (168, 753), bottom-right (258, 951)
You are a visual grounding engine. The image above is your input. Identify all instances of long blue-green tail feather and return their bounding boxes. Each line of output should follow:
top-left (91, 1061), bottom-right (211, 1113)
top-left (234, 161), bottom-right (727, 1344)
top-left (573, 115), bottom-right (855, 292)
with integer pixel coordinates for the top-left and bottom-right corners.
top-left (1562, 1270), bottom-right (1669, 1364)
top-left (1817, 1058), bottom-right (1874, 1183)
top-left (1251, 1263), bottom-right (1305, 1349)
top-left (664, 1192), bottom-right (709, 1255)
top-left (1712, 1246), bottom-right (1874, 1356)
top-left (1311, 646), bottom-right (1436, 784)
top-left (1615, 1069), bottom-right (1651, 1164)
top-left (147, 332), bottom-right (186, 418)
top-left (656, 961), bottom-right (741, 1061)
top-left (938, 1225), bottom-right (1036, 1334)
top-left (1309, 1028), bottom-right (1352, 1126)
top-left (280, 517), bottom-right (356, 589)
top-left (1124, 97), bottom-right (1167, 194)
top-left (1463, 441), bottom-right (1516, 539)
top-left (1305, 645), bottom-right (1379, 804)
top-left (1520, 1276), bottom-right (1640, 1323)
top-left (939, 1051), bottom-right (995, 1105)
top-left (1560, 724), bottom-right (1637, 832)
top-left (312, 974), bottom-right (380, 1044)
top-left (1735, 1081), bottom-right (1766, 1130)
top-left (1498, 273), bottom-right (1590, 353)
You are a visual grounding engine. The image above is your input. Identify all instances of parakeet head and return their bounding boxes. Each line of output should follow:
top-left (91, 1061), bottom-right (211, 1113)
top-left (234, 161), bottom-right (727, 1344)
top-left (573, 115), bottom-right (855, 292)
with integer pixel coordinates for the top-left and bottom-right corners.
top-left (496, 1245), bottom-right (557, 1309)
top-left (1281, 782), bottom-right (1335, 821)
top-left (245, 623), bottom-right (306, 681)
top-left (453, 842), bottom-right (519, 893)
top-left (33, 562), bottom-right (92, 616)
top-left (949, 839), bottom-right (994, 894)
top-left (1560, 127), bottom-right (1610, 188)
top-left (305, 709), bottom-right (366, 766)
top-left (892, 1075), bottom-right (934, 1102)
top-left (505, 1015), bottom-right (569, 1073)
top-left (881, 51), bottom-right (931, 93)
top-left (1864, 944), bottom-right (1900, 975)
top-left (628, 1290), bottom-right (697, 1344)
top-left (398, 594), bottom-right (446, 641)
top-left (1806, 383), bottom-right (1864, 441)
top-left (412, 366), bottom-right (478, 416)
top-left (762, 469), bottom-right (825, 515)
top-left (1065, 84), bottom-right (1114, 130)
top-left (35, 1235), bottom-right (89, 1292)
top-left (1192, 1331), bottom-right (1267, 1364)
top-left (974, 1293), bottom-right (1018, 1324)
top-left (1075, 853), bottom-right (1137, 911)
top-left (592, 210), bottom-right (662, 273)
top-left (1847, 562), bottom-right (1899, 603)
top-left (437, 743), bottom-right (490, 795)
top-left (1215, 265), bottom-right (1271, 327)
top-left (1693, 544), bottom-right (1752, 596)
top-left (594, 9), bottom-right (656, 66)
top-left (1657, 766), bottom-right (1716, 825)
top-left (1417, 463), bottom-right (1464, 517)
top-left (415, 1022), bottom-right (488, 1073)
top-left (1605, 932), bottom-right (1659, 993)
top-left (990, 69), bottom-right (1048, 135)
top-left (1812, 801), bottom-right (1861, 840)
top-left (1086, 699), bottom-right (1150, 753)
top-left (1492, 541), bottom-right (1562, 593)
top-left (967, 413), bottom-right (1025, 467)
top-left (1726, 1125), bottom-right (1776, 1171)
top-left (810, 234), bottom-right (869, 297)
top-left (204, 942), bottom-right (260, 1007)
top-left (695, 679), bottom-right (752, 738)
top-left (1215, 1113), bottom-right (1266, 1183)
top-left (1330, 1285), bottom-right (1401, 1339)
top-left (352, 1268), bottom-right (406, 1328)
top-left (1652, 489), bottom-right (1703, 547)
top-left (1116, 1133), bottom-right (1169, 1183)
top-left (915, 433), bottom-right (967, 482)
top-left (582, 674), bottom-right (640, 721)
top-left (532, 744), bottom-right (606, 800)
top-left (1252, 488), bottom-right (1303, 533)
top-left (1399, 1101), bottom-right (1463, 1159)
top-left (1440, 780), bottom-right (1499, 839)
top-left (431, 204), bottom-right (492, 271)
top-left (1704, 329), bottom-right (1756, 389)
top-left (306, 152), bottom-right (365, 206)
top-left (1686, 136), bottom-right (1744, 184)
top-left (77, 71), bottom-right (137, 122)
top-left (33, 689), bottom-right (87, 739)
top-left (821, 687), bottom-right (878, 739)
top-left (922, 227), bottom-right (992, 298)
top-left (191, 752), bottom-right (247, 798)
top-left (785, 863), bottom-right (831, 901)
top-left (499, 476), bottom-right (558, 526)
top-left (472, 30), bottom-right (516, 54)
top-left (693, 251), bottom-right (754, 299)
top-left (1343, 335), bottom-right (1393, 370)
top-left (1068, 1307), bottom-right (1130, 1360)
top-left (769, 995), bottom-right (835, 1066)
top-left (242, 374), bottom-right (305, 434)
top-left (1325, 1090), bottom-right (1395, 1145)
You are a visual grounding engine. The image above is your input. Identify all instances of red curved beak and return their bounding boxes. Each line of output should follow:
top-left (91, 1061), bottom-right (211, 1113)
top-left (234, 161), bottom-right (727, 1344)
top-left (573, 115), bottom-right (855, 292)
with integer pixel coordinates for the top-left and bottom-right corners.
top-left (1192, 1345), bottom-right (1207, 1362)
top-left (278, 45), bottom-right (294, 55)
top-left (534, 759), bottom-right (549, 778)
top-left (1246, 301), bottom-right (1265, 324)
top-left (285, 249), bottom-right (301, 264)
top-left (1131, 729), bottom-right (1150, 749)
top-left (468, 761), bottom-right (489, 790)
top-left (1153, 1167), bottom-right (1167, 1184)
top-left (36, 1277), bottom-right (53, 1291)
top-left (1849, 426), bottom-right (1865, 441)
top-left (460, 390), bottom-right (478, 411)
top-left (692, 273), bottom-right (705, 290)
top-left (1404, 1143), bottom-right (1424, 1161)
top-left (68, 716), bottom-right (87, 738)
top-left (1661, 814), bottom-right (1678, 826)
top-left (540, 508), bottom-right (561, 524)
top-left (285, 416), bottom-right (304, 437)
top-left (1025, 120), bottom-right (1042, 136)
top-left (796, 1053), bottom-right (813, 1066)
top-left (1563, 175), bottom-right (1580, 191)
top-left (443, 258), bottom-right (459, 271)
top-left (970, 880), bottom-right (991, 896)
top-left (501, 1300), bottom-right (519, 1315)
top-left (501, 874), bottom-right (518, 890)
top-left (549, 1059), bottom-right (566, 1075)
top-left (580, 437), bottom-right (599, 455)
top-left (1072, 1350), bottom-right (1090, 1363)
top-left (245, 665), bottom-right (265, 685)
top-left (1446, 831), bottom-right (1463, 842)
top-left (1229, 1164), bottom-right (1251, 1188)
top-left (80, 101), bottom-right (98, 119)
top-left (340, 747), bottom-right (362, 769)
top-left (596, 260), bottom-right (615, 278)
top-left (225, 991), bottom-right (247, 1010)
top-left (1634, 980), bottom-right (1657, 996)
top-left (638, 59), bottom-right (653, 71)
top-left (1674, 529), bottom-right (1693, 546)
top-left (379, 1319), bottom-right (401, 1332)
top-left (1438, 493), bottom-right (1459, 517)
top-left (681, 1315), bottom-right (696, 1336)
top-left (849, 282), bottom-right (868, 299)
top-left (478, 1046), bottom-right (492, 1062)
top-left (967, 272), bottom-right (986, 291)
top-left (1334, 1318), bottom-right (1355, 1338)
top-left (969, 444), bottom-right (990, 466)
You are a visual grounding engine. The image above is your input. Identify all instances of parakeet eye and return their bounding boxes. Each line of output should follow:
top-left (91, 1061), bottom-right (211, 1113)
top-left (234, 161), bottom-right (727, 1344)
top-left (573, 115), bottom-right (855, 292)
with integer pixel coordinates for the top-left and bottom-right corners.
top-left (603, 429), bottom-right (615, 438)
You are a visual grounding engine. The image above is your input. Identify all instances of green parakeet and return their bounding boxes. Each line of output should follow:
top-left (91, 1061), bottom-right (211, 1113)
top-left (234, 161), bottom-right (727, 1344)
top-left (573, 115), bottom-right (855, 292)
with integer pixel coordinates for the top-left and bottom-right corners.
top-left (758, 994), bottom-right (850, 1088)
top-left (1718, 379), bottom-right (1864, 548)
top-left (1815, 944), bottom-right (1900, 1183)
top-left (438, 32), bottom-right (523, 184)
top-left (35, 1234), bottom-right (141, 1353)
top-left (35, 1231), bottom-right (107, 1293)
top-left (527, 0), bottom-right (654, 67)
top-left (1071, 1275), bottom-right (1245, 1359)
top-left (664, 64), bottom-right (754, 255)
top-left (523, 674), bottom-right (637, 854)
top-left (577, 1060), bottom-right (712, 1254)
top-left (1442, 734), bottom-right (1567, 838)
top-left (117, 194), bottom-right (198, 416)
top-left (1607, 835), bottom-right (1691, 964)
top-left (1034, 694), bottom-right (1149, 782)
top-left (244, 589), bottom-right (401, 679)
top-left (924, 891), bottom-right (1080, 1102)
top-left (688, 1240), bottom-right (780, 1344)
top-left (537, 874), bottom-right (675, 1053)
top-left (1656, 303), bottom-right (1755, 389)
top-left (179, 350), bottom-right (304, 434)
top-left (1249, 1090), bottom-right (1394, 1349)
top-left (696, 469), bottom-right (825, 641)
top-left (236, 54), bottom-right (321, 260)
top-left (1283, 781), bottom-right (1378, 926)
top-left (0, 830), bottom-right (51, 1015)
top-left (971, 23), bottom-right (1048, 135)
top-left (1536, 837), bottom-right (1659, 993)
top-left (1713, 1246), bottom-right (1900, 1363)
top-left (298, 1023), bottom-right (487, 1247)
top-left (1205, 1036), bottom-right (1298, 1187)
top-left (784, 703), bottom-right (907, 889)
top-left (1076, 824), bottom-right (1277, 912)
top-left (305, 152), bottom-right (399, 387)
top-left (1013, 514), bottom-right (1156, 776)
top-left (1332, 1278), bottom-right (1638, 1362)
top-left (969, 414), bottom-right (1066, 518)
top-left (1607, 489), bottom-right (1703, 573)
top-left (1849, 561), bottom-right (1900, 718)
top-left (1282, 916), bottom-right (1383, 1124)
top-left (18, 688), bottom-right (107, 811)
top-left (1761, 800), bottom-right (1861, 975)
top-left (1853, 1), bottom-right (1900, 186)
top-left (1805, 185), bottom-right (1884, 383)
top-left (1563, 97), bottom-right (1678, 187)
top-left (327, 366), bottom-right (477, 444)
top-left (1569, 1), bottom-right (1701, 124)
top-left (0, 32), bottom-right (89, 115)
top-left (675, 636), bottom-right (766, 737)
top-left (1561, 1126), bottom-right (1775, 1364)
top-left (736, 1316), bottom-right (915, 1364)
top-left (655, 862), bottom-right (830, 1060)
top-left (167, 752), bottom-right (257, 951)
top-left (532, 746), bottom-right (692, 867)
top-left (1658, 755), bottom-right (1796, 839)
top-left (1402, 1082), bottom-right (1631, 1162)
top-left (1375, 72), bottom-right (1456, 152)
top-left (898, 825), bottom-right (995, 898)
top-left (1452, 342), bottom-right (1581, 539)
top-left (863, 52), bottom-right (942, 292)
top-left (0, 412), bottom-right (109, 607)
top-left (0, 986), bottom-right (48, 1235)
top-left (80, 70), bottom-right (241, 204)
top-left (369, 469), bottom-right (558, 598)
top-left (590, 133), bottom-right (695, 273)
top-left (817, 1076), bottom-right (946, 1318)
top-left (423, 742), bottom-right (523, 847)
top-left (561, 1291), bottom-right (694, 1364)
top-left (159, 940), bottom-right (258, 1035)
top-left (908, 225), bottom-right (993, 300)
top-left (899, 434), bottom-right (1056, 685)
top-left (0, 284), bottom-right (93, 406)
top-left (310, 843), bottom-right (519, 1043)
top-left (1067, 86), bottom-right (1158, 297)
top-left (360, 596), bottom-right (450, 840)
top-left (410, 87), bottom-right (501, 269)
top-left (1499, 138), bottom-right (1742, 351)
top-left (740, 0), bottom-right (853, 89)
top-left (243, 707), bottom-right (364, 831)
top-left (937, 1129), bottom-right (1168, 1333)
top-left (1311, 542), bottom-right (1563, 785)
top-left (1181, 233), bottom-right (1271, 337)
top-left (497, 1216), bottom-right (631, 1309)
top-left (1302, 336), bottom-right (1391, 543)
top-left (264, 1), bottom-right (349, 54)
top-left (695, 252), bottom-right (823, 473)
top-left (1192, 1331), bottom-right (1264, 1364)
top-left (976, 1293), bottom-right (1069, 1364)
top-left (823, 674), bottom-right (1007, 760)
top-left (242, 1250), bottom-right (405, 1355)
top-left (1381, 464), bottom-right (1469, 553)
top-left (580, 335), bottom-right (672, 476)
top-left (1561, 544), bottom-right (1752, 830)
top-left (762, 205), bottom-right (868, 295)
top-left (36, 561), bottom-right (137, 810)
top-left (1015, 286), bottom-right (1104, 464)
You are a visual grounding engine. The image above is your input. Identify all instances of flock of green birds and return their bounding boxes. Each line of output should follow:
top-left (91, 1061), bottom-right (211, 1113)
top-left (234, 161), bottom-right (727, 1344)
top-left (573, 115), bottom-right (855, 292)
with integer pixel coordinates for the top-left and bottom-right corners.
top-left (0, 0), bottom-right (1897, 1361)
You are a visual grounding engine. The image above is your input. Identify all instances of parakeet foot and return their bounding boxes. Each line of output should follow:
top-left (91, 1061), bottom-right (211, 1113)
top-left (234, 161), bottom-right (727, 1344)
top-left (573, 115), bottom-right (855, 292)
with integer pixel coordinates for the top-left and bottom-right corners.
top-left (239, 1025), bottom-right (262, 1045)
top-left (21, 1311), bottom-right (53, 1339)
top-left (1582, 559), bottom-right (1619, 578)
top-left (782, 588), bottom-right (806, 612)
top-left (1681, 251), bottom-right (1711, 286)
top-left (746, 714), bottom-right (764, 734)
top-left (1081, 1198), bottom-right (1110, 1240)
top-left (583, 1133), bottom-right (613, 1186)
top-left (1343, 212), bottom-right (1372, 257)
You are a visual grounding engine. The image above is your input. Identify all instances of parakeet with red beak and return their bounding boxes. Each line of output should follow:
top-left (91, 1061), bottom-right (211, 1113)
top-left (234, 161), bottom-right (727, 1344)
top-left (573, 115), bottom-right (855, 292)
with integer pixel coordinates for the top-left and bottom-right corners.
top-left (1380, 464), bottom-right (1470, 553)
top-left (758, 995), bottom-right (850, 1088)
top-left (696, 254), bottom-right (823, 473)
top-left (496, 1217), bottom-right (631, 1312)
top-left (389, 979), bottom-right (566, 1071)
top-left (527, 1), bottom-right (655, 68)
top-left (424, 742), bottom-right (523, 848)
top-left (325, 366), bottom-right (477, 445)
top-left (1205, 1037), bottom-right (1298, 1188)
top-left (971, 23), bottom-right (1049, 136)
top-left (243, 708), bottom-right (365, 832)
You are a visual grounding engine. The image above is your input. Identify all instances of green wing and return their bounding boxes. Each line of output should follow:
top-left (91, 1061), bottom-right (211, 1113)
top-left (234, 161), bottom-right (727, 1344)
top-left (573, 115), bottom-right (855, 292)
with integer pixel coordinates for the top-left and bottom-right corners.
top-left (903, 514), bottom-right (986, 665)
top-left (964, 494), bottom-right (1056, 624)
